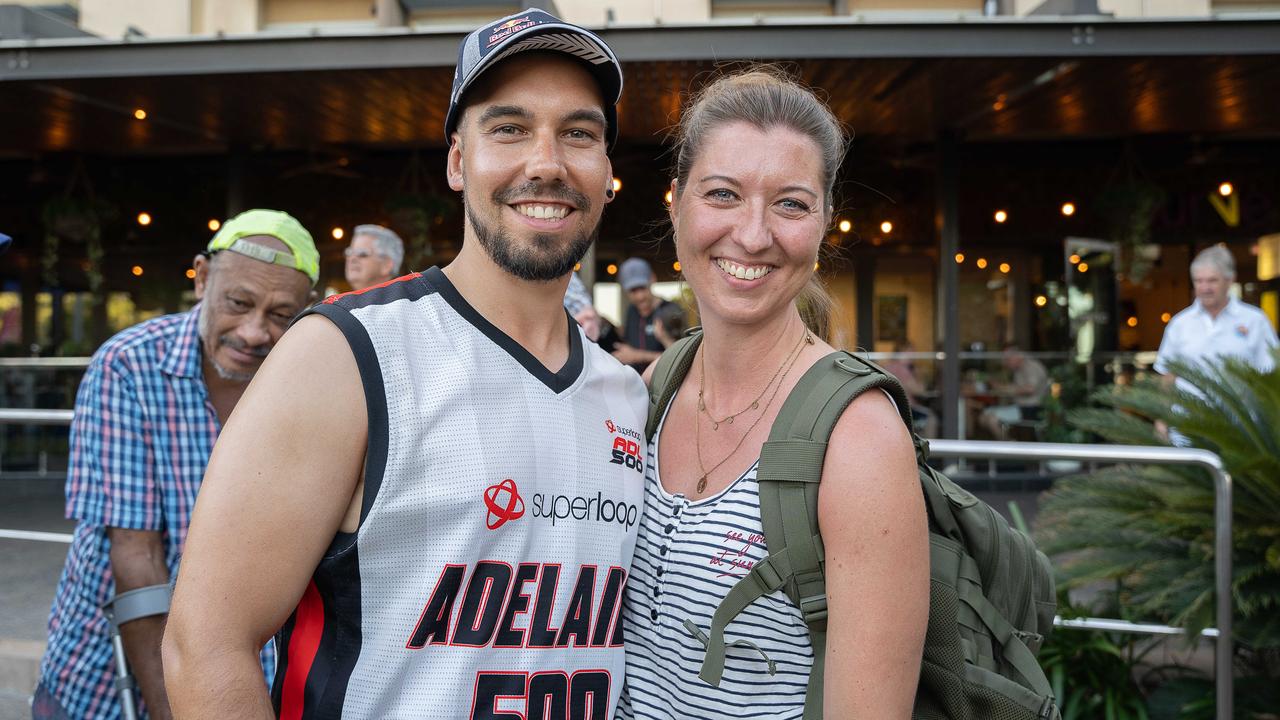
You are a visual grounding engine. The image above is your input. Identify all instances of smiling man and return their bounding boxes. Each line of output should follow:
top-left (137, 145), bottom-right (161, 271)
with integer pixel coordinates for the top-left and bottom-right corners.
top-left (34, 209), bottom-right (316, 720)
top-left (163, 10), bottom-right (647, 720)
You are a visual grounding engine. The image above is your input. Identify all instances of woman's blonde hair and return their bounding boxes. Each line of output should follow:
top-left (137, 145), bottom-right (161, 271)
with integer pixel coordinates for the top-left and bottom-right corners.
top-left (672, 66), bottom-right (848, 341)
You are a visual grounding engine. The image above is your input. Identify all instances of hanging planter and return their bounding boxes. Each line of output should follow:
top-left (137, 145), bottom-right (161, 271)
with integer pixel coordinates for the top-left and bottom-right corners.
top-left (385, 151), bottom-right (456, 272)
top-left (41, 161), bottom-right (116, 301)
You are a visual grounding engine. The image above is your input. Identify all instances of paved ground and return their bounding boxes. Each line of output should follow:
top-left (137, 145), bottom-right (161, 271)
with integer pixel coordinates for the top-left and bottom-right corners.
top-left (0, 481), bottom-right (72, 720)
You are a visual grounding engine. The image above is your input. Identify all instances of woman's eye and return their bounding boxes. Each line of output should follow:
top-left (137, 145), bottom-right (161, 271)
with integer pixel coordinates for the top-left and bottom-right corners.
top-left (707, 189), bottom-right (737, 202)
top-left (779, 199), bottom-right (811, 213)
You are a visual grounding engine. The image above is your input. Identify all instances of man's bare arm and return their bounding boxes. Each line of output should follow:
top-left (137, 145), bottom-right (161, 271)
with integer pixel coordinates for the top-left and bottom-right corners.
top-left (162, 316), bottom-right (367, 719)
top-left (108, 528), bottom-right (173, 720)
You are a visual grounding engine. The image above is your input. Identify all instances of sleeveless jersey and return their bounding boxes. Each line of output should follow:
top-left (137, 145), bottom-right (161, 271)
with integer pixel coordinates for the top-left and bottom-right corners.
top-left (620, 404), bottom-right (813, 720)
top-left (273, 267), bottom-right (649, 720)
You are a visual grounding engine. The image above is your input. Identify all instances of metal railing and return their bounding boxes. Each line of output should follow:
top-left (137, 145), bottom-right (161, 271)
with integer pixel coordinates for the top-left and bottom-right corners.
top-left (0, 412), bottom-right (1238, 718)
top-left (929, 439), bottom-right (1233, 720)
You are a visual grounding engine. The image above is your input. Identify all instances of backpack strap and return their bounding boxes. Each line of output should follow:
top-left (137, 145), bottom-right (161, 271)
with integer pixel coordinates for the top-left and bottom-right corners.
top-left (646, 331), bottom-right (702, 440)
top-left (695, 351), bottom-right (916, 720)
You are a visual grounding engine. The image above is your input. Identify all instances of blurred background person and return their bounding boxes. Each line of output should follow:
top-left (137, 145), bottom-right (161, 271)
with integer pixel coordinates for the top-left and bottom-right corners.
top-left (612, 257), bottom-right (684, 372)
top-left (880, 341), bottom-right (938, 437)
top-left (343, 224), bottom-right (404, 290)
top-left (978, 345), bottom-right (1049, 440)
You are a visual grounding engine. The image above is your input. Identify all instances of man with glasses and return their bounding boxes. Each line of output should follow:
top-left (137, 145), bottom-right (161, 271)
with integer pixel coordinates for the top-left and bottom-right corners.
top-left (34, 210), bottom-right (318, 720)
top-left (343, 224), bottom-right (404, 290)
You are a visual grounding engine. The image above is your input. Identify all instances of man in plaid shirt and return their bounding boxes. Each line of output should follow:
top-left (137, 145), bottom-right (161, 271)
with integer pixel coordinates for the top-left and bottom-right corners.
top-left (33, 210), bottom-right (319, 720)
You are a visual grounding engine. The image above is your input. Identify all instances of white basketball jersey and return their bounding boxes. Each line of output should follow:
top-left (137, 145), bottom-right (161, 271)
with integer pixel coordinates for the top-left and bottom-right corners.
top-left (272, 267), bottom-right (648, 720)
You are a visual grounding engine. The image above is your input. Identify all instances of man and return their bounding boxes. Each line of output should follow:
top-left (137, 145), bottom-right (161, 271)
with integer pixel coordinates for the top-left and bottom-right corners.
top-left (1155, 245), bottom-right (1277, 439)
top-left (163, 10), bottom-right (647, 720)
top-left (343, 224), bottom-right (405, 290)
top-left (612, 257), bottom-right (682, 372)
top-left (33, 210), bottom-right (318, 720)
top-left (1157, 245), bottom-right (1278, 382)
top-left (978, 345), bottom-right (1049, 439)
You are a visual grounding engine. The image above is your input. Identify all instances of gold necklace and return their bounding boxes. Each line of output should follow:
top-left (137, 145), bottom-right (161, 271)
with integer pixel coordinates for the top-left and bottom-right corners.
top-left (694, 329), bottom-right (812, 494)
top-left (698, 338), bottom-right (793, 430)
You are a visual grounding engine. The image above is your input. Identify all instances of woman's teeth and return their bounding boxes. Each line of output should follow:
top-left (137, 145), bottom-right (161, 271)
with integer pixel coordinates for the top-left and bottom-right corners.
top-left (717, 259), bottom-right (772, 281)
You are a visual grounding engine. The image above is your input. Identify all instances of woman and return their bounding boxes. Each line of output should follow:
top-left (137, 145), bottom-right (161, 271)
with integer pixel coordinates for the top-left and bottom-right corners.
top-left (621, 69), bottom-right (929, 719)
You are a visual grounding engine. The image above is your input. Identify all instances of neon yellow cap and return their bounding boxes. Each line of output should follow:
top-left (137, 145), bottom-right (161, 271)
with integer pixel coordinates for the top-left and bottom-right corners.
top-left (206, 209), bottom-right (319, 285)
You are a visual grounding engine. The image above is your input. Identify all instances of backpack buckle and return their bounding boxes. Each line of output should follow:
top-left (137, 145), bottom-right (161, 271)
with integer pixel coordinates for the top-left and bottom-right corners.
top-left (798, 593), bottom-right (828, 624)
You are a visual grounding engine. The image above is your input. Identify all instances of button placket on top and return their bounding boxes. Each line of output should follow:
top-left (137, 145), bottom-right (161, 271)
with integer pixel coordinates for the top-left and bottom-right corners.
top-left (651, 495), bottom-right (686, 621)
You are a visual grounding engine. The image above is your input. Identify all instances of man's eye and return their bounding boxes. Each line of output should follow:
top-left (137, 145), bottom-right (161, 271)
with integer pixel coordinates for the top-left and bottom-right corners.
top-left (565, 128), bottom-right (597, 141)
top-left (491, 125), bottom-right (523, 136)
top-left (228, 298), bottom-right (250, 310)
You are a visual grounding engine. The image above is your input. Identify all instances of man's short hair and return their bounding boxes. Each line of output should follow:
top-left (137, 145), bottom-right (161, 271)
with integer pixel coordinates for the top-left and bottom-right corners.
top-left (355, 225), bottom-right (405, 274)
top-left (1190, 244), bottom-right (1235, 281)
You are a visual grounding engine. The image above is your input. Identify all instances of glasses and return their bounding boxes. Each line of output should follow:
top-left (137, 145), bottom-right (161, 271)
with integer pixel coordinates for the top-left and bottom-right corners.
top-left (343, 248), bottom-right (382, 260)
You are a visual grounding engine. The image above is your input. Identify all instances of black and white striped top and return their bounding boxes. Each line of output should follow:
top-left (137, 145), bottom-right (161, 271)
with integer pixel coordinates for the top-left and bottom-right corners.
top-left (620, 408), bottom-right (813, 720)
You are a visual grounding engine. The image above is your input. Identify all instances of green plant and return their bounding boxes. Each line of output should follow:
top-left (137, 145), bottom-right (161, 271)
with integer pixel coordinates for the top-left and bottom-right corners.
top-left (1040, 593), bottom-right (1151, 720)
top-left (1035, 350), bottom-right (1280, 714)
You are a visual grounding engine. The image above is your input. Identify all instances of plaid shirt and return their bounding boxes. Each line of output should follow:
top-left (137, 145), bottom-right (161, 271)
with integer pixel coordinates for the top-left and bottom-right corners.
top-left (39, 307), bottom-right (274, 720)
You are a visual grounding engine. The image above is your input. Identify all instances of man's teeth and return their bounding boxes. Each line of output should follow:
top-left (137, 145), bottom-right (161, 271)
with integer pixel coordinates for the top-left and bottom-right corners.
top-left (716, 259), bottom-right (772, 281)
top-left (516, 204), bottom-right (569, 220)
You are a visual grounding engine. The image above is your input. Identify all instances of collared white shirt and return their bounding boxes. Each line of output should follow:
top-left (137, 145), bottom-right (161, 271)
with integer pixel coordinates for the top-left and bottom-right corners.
top-left (1155, 298), bottom-right (1278, 386)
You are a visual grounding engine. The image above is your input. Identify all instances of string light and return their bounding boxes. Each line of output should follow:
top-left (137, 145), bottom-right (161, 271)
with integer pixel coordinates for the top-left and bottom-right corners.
top-left (606, 263), bottom-right (617, 275)
top-left (133, 109), bottom-right (147, 120)
top-left (1161, 312), bottom-right (1172, 323)
top-left (1126, 316), bottom-right (1138, 328)
top-left (838, 219), bottom-right (852, 233)
top-left (1069, 253), bottom-right (1081, 265)
top-left (994, 210), bottom-right (1008, 224)
top-left (664, 189), bottom-right (673, 205)
top-left (880, 221), bottom-right (893, 234)
top-left (185, 268), bottom-right (196, 279)
top-left (207, 219), bottom-right (221, 232)
top-left (1035, 295), bottom-right (1048, 307)
top-left (673, 261), bottom-right (682, 272)
top-left (814, 262), bottom-right (820, 271)
top-left (1077, 262), bottom-right (1089, 273)
top-left (332, 227), bottom-right (344, 240)
top-left (1061, 202), bottom-right (1076, 216)
top-left (574, 262), bottom-right (581, 272)
top-left (976, 258), bottom-right (988, 269)
top-left (999, 262), bottom-right (1011, 273)
top-left (131, 265), bottom-right (144, 276)
top-left (1218, 182), bottom-right (1233, 197)
top-left (136, 212), bottom-right (152, 226)
top-left (611, 178), bottom-right (622, 193)
top-left (954, 253), bottom-right (965, 264)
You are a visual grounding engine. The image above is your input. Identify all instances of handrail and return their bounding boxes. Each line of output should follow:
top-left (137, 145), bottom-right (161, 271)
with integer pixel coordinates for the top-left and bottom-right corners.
top-left (0, 357), bottom-right (92, 368)
top-left (0, 408), bottom-right (76, 425)
top-left (928, 439), bottom-right (1232, 720)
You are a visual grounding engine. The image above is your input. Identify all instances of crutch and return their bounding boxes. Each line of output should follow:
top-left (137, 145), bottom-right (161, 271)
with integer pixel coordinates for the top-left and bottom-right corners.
top-left (102, 584), bottom-right (171, 720)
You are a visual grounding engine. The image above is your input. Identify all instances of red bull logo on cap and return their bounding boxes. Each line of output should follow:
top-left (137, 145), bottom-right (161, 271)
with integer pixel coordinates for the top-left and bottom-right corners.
top-left (487, 15), bottom-right (538, 47)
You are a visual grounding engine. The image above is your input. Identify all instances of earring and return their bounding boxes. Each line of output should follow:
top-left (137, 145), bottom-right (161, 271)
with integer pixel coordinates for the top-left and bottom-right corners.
top-left (605, 187), bottom-right (615, 200)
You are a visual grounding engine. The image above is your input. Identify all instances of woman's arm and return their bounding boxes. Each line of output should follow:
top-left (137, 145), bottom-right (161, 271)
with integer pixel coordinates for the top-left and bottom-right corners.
top-left (818, 390), bottom-right (929, 718)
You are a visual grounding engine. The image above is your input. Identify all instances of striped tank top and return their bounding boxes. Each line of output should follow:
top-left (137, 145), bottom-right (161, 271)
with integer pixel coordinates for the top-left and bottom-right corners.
top-left (620, 408), bottom-right (813, 720)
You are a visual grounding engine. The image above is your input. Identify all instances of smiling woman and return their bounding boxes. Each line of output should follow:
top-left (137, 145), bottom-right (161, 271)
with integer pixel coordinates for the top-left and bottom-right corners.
top-left (621, 68), bottom-right (929, 720)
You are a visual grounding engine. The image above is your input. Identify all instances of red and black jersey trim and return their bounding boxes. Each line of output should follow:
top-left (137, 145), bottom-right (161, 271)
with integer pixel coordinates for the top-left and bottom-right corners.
top-left (272, 542), bottom-right (363, 720)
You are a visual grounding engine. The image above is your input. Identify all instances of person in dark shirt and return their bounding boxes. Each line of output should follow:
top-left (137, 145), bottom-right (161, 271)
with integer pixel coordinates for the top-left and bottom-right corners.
top-left (612, 257), bottom-right (683, 373)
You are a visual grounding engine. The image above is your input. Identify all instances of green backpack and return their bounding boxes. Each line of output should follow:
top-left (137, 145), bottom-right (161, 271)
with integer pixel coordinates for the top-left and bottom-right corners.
top-left (647, 332), bottom-right (1060, 720)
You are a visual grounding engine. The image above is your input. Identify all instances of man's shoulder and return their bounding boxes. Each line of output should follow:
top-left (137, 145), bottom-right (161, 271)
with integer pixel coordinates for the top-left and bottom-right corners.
top-left (1164, 304), bottom-right (1200, 330)
top-left (1228, 299), bottom-right (1274, 325)
top-left (90, 310), bottom-right (192, 372)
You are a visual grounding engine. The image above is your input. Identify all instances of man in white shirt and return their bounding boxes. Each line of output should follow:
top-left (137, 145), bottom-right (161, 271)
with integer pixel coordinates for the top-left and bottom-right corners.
top-left (1155, 245), bottom-right (1278, 439)
top-left (1156, 245), bottom-right (1278, 382)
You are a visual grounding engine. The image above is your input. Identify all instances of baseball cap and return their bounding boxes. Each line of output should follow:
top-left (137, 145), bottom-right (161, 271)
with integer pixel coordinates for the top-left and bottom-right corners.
top-left (206, 209), bottom-right (320, 286)
top-left (444, 8), bottom-right (623, 149)
top-left (619, 257), bottom-right (653, 291)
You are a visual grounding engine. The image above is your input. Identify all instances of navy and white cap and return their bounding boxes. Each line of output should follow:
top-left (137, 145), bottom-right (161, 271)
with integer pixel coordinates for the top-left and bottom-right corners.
top-left (444, 8), bottom-right (623, 149)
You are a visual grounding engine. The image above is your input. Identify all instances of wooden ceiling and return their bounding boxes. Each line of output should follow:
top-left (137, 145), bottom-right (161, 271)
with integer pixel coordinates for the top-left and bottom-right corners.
top-left (4, 54), bottom-right (1279, 159)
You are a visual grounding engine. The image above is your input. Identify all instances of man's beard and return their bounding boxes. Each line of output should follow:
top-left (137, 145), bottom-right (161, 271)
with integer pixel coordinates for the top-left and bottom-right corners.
top-left (198, 302), bottom-right (266, 383)
top-left (465, 181), bottom-right (598, 282)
